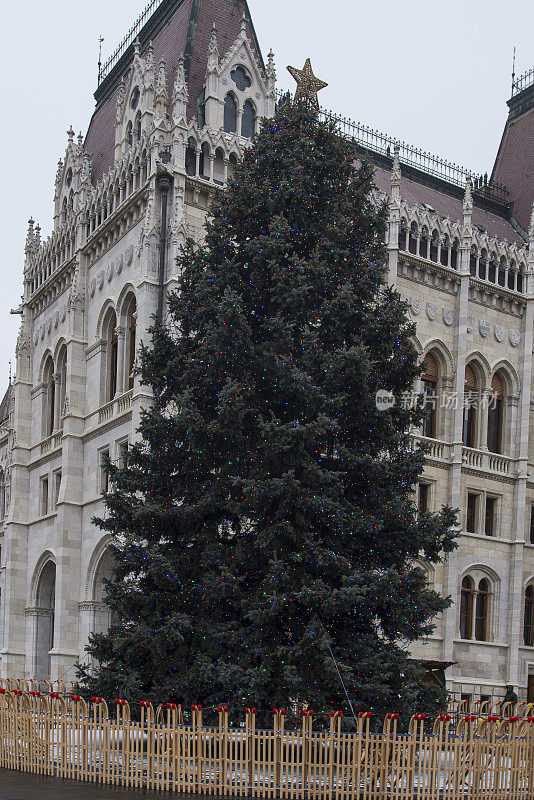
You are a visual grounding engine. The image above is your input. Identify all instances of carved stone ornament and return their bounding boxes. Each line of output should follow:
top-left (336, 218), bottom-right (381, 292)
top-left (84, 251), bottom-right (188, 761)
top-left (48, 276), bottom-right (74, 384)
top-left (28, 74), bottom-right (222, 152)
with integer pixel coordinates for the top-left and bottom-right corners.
top-left (479, 319), bottom-right (490, 338)
top-left (426, 302), bottom-right (438, 321)
top-left (442, 308), bottom-right (454, 326)
top-left (466, 316), bottom-right (475, 333)
top-left (107, 262), bottom-right (114, 282)
top-left (89, 278), bottom-right (96, 298)
top-left (98, 270), bottom-right (104, 290)
top-left (40, 325), bottom-right (45, 341)
top-left (117, 254), bottom-right (123, 275)
top-left (410, 297), bottom-right (421, 315)
top-left (494, 324), bottom-right (505, 343)
top-left (61, 305), bottom-right (67, 323)
top-left (54, 311), bottom-right (59, 329)
top-left (509, 330), bottom-right (520, 347)
top-left (47, 319), bottom-right (52, 335)
top-left (125, 245), bottom-right (134, 266)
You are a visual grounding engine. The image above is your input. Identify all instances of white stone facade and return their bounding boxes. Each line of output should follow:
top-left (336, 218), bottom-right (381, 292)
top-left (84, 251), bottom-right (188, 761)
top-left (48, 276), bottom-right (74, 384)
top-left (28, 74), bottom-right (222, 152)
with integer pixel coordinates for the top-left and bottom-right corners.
top-left (2, 0), bottom-right (534, 705)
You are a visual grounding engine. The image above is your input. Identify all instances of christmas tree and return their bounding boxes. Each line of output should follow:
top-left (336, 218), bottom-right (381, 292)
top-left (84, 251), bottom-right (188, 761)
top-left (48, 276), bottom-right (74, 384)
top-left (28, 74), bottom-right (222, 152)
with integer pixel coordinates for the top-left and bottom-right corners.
top-left (79, 102), bottom-right (456, 719)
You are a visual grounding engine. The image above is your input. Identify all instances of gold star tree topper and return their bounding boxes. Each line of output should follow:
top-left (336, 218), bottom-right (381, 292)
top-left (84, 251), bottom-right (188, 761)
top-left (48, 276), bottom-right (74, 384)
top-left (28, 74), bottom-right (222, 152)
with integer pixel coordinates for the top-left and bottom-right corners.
top-left (287, 58), bottom-right (328, 110)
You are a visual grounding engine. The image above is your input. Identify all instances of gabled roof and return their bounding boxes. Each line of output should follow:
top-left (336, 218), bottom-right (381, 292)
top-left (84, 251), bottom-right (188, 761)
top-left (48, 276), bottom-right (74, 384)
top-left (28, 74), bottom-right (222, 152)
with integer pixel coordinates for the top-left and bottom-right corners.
top-left (84, 0), bottom-right (263, 185)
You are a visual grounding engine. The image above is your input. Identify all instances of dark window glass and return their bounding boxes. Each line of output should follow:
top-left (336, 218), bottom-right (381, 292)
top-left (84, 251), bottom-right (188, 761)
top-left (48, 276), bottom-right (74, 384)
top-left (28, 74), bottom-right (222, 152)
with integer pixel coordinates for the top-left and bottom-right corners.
top-left (241, 100), bottom-right (256, 139)
top-left (398, 220), bottom-right (407, 250)
top-left (474, 579), bottom-right (489, 641)
top-left (525, 586), bottom-right (534, 646)
top-left (130, 86), bottom-right (140, 109)
top-left (530, 506), bottom-right (534, 544)
top-left (485, 497), bottom-right (496, 537)
top-left (224, 94), bottom-right (237, 134)
top-left (418, 483), bottom-right (429, 514)
top-left (466, 493), bottom-right (478, 533)
top-left (231, 66), bottom-right (251, 91)
top-left (460, 578), bottom-right (474, 639)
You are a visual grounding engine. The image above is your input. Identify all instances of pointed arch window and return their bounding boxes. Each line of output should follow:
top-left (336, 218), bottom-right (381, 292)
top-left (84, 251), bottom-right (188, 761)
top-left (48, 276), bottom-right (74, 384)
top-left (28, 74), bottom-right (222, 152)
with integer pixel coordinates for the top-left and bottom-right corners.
top-left (525, 586), bottom-right (534, 646)
top-left (419, 227), bottom-right (428, 259)
top-left (487, 373), bottom-right (504, 454)
top-left (478, 249), bottom-right (487, 280)
top-left (43, 356), bottom-right (55, 438)
top-left (474, 579), bottom-right (489, 641)
top-left (135, 112), bottom-right (141, 142)
top-left (103, 310), bottom-right (118, 402)
top-left (450, 238), bottom-right (459, 269)
top-left (463, 365), bottom-right (478, 448)
top-left (421, 353), bottom-right (438, 439)
top-left (125, 297), bottom-right (137, 391)
top-left (126, 121), bottom-right (133, 149)
top-left (241, 100), bottom-right (256, 139)
top-left (430, 230), bottom-right (439, 262)
top-left (224, 94), bottom-right (237, 134)
top-left (460, 577), bottom-right (474, 639)
top-left (398, 219), bottom-right (407, 250)
top-left (56, 347), bottom-right (67, 430)
top-left (185, 137), bottom-right (197, 176)
top-left (408, 222), bottom-right (418, 255)
top-left (470, 246), bottom-right (477, 276)
top-left (440, 235), bottom-right (450, 266)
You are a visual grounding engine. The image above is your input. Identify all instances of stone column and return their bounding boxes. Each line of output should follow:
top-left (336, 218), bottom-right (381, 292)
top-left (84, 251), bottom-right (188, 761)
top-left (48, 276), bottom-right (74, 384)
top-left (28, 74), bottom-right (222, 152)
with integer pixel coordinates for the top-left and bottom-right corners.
top-left (115, 326), bottom-right (126, 396)
top-left (387, 144), bottom-right (401, 287)
top-left (441, 178), bottom-right (473, 671)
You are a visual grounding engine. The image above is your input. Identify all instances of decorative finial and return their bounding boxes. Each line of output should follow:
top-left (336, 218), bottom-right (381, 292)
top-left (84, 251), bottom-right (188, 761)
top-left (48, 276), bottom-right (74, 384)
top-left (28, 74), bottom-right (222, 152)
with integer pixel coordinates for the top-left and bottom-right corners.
top-left (133, 38), bottom-right (141, 56)
top-left (390, 142), bottom-right (401, 205)
top-left (529, 198), bottom-right (534, 244)
top-left (240, 12), bottom-right (247, 34)
top-left (267, 49), bottom-right (276, 79)
top-left (67, 125), bottom-right (74, 142)
top-left (463, 175), bottom-right (473, 230)
top-left (207, 23), bottom-right (219, 70)
top-left (287, 59), bottom-right (328, 111)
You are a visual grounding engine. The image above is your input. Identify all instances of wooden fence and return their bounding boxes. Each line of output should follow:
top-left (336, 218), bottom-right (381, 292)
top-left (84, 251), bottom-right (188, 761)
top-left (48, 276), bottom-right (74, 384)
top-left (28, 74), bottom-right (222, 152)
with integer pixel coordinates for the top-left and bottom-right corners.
top-left (0, 689), bottom-right (533, 798)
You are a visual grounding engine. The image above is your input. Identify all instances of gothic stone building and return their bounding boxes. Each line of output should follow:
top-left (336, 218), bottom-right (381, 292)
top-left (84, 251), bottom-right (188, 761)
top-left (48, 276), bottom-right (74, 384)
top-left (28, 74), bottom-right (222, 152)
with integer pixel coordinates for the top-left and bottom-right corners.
top-left (3, 0), bottom-right (534, 703)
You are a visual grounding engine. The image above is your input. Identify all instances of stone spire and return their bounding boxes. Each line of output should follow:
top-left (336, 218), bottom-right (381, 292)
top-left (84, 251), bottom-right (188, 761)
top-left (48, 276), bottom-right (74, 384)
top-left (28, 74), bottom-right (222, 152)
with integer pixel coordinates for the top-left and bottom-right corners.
top-left (207, 23), bottom-right (219, 72)
top-left (240, 12), bottom-right (247, 35)
top-left (154, 59), bottom-right (168, 118)
top-left (462, 175), bottom-right (473, 231)
top-left (390, 143), bottom-right (401, 207)
top-left (67, 125), bottom-right (75, 144)
top-left (172, 55), bottom-right (189, 124)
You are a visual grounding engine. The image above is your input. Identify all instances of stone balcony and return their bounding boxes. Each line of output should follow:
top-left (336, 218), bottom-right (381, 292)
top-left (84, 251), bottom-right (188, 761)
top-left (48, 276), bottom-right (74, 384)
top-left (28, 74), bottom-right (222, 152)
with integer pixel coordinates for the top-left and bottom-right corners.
top-left (411, 434), bottom-right (516, 478)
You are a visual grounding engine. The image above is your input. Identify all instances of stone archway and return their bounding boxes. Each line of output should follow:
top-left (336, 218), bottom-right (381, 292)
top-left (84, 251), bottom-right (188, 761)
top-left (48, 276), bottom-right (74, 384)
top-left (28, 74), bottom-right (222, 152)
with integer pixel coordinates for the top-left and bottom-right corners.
top-left (34, 561), bottom-right (56, 679)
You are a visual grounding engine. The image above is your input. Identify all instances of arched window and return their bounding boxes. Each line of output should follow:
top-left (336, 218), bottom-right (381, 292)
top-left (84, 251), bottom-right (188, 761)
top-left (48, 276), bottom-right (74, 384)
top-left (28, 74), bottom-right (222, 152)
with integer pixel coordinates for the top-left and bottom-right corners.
top-left (430, 230), bottom-right (439, 262)
top-left (185, 137), bottom-right (197, 176)
top-left (460, 576), bottom-right (474, 639)
top-left (470, 246), bottom-right (477, 276)
top-left (463, 364), bottom-right (478, 448)
top-left (213, 147), bottom-right (225, 184)
top-left (408, 222), bottom-right (418, 255)
top-left (199, 142), bottom-right (210, 179)
top-left (525, 586), bottom-right (534, 646)
top-left (224, 94), bottom-right (237, 134)
top-left (450, 238), bottom-right (459, 269)
top-left (241, 100), bottom-right (256, 139)
top-left (43, 356), bottom-right (55, 438)
top-left (487, 372), bottom-right (504, 454)
top-left (475, 578), bottom-right (489, 641)
top-left (124, 296), bottom-right (137, 391)
top-left (398, 219), bottom-right (407, 250)
top-left (517, 266), bottom-right (524, 293)
top-left (419, 227), bottom-right (428, 259)
top-left (488, 253), bottom-right (497, 283)
top-left (227, 152), bottom-right (238, 182)
top-left (498, 257), bottom-right (507, 287)
top-left (478, 249), bottom-right (487, 280)
top-left (35, 561), bottom-right (56, 679)
top-left (126, 121), bottom-right (133, 149)
top-left (103, 309), bottom-right (118, 402)
top-left (440, 235), bottom-right (450, 266)
top-left (135, 112), bottom-right (141, 142)
top-left (421, 353), bottom-right (438, 439)
top-left (56, 346), bottom-right (67, 429)
top-left (0, 470), bottom-right (6, 520)
top-left (508, 261), bottom-right (516, 291)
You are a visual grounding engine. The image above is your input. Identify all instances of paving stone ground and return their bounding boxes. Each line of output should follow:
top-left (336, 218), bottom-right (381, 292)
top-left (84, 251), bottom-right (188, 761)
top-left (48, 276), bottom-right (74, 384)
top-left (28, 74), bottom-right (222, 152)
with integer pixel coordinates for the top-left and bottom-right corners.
top-left (0, 769), bottom-right (200, 800)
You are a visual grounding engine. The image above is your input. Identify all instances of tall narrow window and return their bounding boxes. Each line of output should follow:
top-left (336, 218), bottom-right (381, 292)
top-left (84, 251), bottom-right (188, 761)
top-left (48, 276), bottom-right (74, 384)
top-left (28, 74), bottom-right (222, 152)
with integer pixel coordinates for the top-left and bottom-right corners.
top-left (0, 471), bottom-right (6, 520)
top-left (487, 373), bottom-right (504, 454)
top-left (408, 222), bottom-right (418, 254)
top-left (100, 449), bottom-right (110, 493)
top-left (474, 579), bottom-right (489, 641)
top-left (419, 227), bottom-right (428, 259)
top-left (398, 219), bottom-right (407, 250)
top-left (110, 328), bottom-right (118, 400)
top-left (421, 353), bottom-right (438, 438)
top-left (463, 365), bottom-right (478, 448)
top-left (126, 121), bottom-right (133, 149)
top-left (135, 112), bottom-right (141, 142)
top-left (466, 492), bottom-right (478, 533)
top-left (185, 138), bottom-right (197, 176)
top-left (40, 476), bottom-right (49, 516)
top-left (43, 356), bottom-right (55, 437)
top-left (103, 309), bottom-right (118, 402)
top-left (460, 577), bottom-right (474, 639)
top-left (485, 497), bottom-right (496, 537)
top-left (53, 470), bottom-right (62, 509)
top-left (241, 100), bottom-right (256, 139)
top-left (530, 506), bottom-right (534, 544)
top-left (126, 298), bottom-right (137, 391)
top-left (525, 586), bottom-right (534, 646)
top-left (224, 94), bottom-right (237, 134)
top-left (418, 483), bottom-right (429, 514)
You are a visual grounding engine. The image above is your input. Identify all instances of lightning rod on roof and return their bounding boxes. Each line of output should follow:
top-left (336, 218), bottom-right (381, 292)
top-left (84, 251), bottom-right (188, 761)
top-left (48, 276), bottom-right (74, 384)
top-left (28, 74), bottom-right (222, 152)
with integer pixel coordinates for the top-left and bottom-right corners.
top-left (512, 46), bottom-right (516, 91)
top-left (97, 36), bottom-right (105, 86)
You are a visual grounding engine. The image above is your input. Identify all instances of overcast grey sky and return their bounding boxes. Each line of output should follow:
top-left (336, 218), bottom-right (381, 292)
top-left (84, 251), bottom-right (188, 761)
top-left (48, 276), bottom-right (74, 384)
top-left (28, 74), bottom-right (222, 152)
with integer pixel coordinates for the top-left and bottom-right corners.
top-left (2, 0), bottom-right (533, 392)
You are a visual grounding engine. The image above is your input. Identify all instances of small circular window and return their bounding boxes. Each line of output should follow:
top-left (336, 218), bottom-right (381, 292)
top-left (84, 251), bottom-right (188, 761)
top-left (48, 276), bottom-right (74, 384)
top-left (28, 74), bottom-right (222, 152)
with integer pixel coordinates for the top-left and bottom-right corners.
top-left (65, 168), bottom-right (73, 187)
top-left (130, 86), bottom-right (140, 109)
top-left (231, 66), bottom-right (251, 91)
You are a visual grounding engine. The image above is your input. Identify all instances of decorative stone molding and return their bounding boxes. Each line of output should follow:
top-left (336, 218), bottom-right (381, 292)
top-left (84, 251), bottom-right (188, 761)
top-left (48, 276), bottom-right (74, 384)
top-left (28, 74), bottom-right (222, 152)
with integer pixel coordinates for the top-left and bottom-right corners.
top-left (466, 316), bottom-right (475, 333)
top-left (78, 600), bottom-right (107, 612)
top-left (509, 330), bottom-right (520, 347)
top-left (25, 606), bottom-right (54, 618)
top-left (125, 245), bottom-right (133, 266)
top-left (97, 270), bottom-right (104, 290)
top-left (107, 262), bottom-right (114, 283)
top-left (410, 297), bottom-right (421, 315)
top-left (426, 302), bottom-right (438, 321)
top-left (494, 325), bottom-right (505, 343)
top-left (479, 319), bottom-right (490, 338)
top-left (442, 308), bottom-right (454, 326)
top-left (89, 278), bottom-right (96, 297)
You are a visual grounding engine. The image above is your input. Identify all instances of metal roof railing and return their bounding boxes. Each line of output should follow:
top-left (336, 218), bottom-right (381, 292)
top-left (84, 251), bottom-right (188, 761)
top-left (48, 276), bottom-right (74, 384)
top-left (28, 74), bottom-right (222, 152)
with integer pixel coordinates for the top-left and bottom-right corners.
top-left (98, 0), bottom-right (165, 85)
top-left (512, 66), bottom-right (534, 97)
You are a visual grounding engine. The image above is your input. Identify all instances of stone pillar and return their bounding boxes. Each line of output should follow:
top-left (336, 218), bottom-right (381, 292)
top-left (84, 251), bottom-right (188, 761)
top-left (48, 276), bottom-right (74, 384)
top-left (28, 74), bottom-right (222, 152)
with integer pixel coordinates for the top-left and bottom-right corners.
top-left (115, 326), bottom-right (126, 395)
top-left (387, 144), bottom-right (401, 287)
top-left (441, 178), bottom-right (473, 670)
